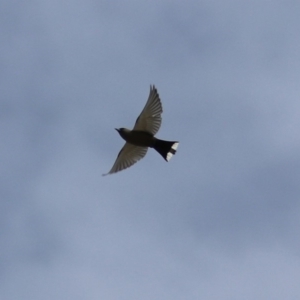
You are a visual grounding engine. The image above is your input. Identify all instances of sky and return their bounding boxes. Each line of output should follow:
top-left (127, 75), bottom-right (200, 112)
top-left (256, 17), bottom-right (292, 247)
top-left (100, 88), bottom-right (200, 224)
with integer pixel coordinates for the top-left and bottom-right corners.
top-left (1, 0), bottom-right (300, 299)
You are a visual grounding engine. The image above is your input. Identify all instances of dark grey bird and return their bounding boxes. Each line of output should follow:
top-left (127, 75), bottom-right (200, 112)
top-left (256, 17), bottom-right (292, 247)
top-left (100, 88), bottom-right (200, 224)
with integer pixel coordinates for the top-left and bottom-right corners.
top-left (103, 85), bottom-right (179, 175)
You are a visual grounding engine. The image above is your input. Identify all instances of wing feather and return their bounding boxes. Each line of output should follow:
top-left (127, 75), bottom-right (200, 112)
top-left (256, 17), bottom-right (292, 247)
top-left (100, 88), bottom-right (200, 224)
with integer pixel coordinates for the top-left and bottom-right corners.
top-left (103, 143), bottom-right (148, 175)
top-left (133, 85), bottom-right (163, 135)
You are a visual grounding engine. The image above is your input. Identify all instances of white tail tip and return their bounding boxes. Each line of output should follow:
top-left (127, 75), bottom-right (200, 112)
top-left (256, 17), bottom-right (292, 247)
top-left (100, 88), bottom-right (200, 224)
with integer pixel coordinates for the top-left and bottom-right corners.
top-left (166, 142), bottom-right (179, 161)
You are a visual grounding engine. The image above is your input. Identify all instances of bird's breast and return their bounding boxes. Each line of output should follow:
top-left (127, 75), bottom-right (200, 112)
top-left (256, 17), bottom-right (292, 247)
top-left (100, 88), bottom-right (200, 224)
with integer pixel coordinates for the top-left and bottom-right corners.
top-left (121, 130), bottom-right (155, 147)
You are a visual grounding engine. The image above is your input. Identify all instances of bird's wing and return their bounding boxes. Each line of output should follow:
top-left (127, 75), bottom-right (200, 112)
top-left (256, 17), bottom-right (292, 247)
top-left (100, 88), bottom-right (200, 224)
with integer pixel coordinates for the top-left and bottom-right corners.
top-left (103, 143), bottom-right (148, 175)
top-left (133, 85), bottom-right (163, 135)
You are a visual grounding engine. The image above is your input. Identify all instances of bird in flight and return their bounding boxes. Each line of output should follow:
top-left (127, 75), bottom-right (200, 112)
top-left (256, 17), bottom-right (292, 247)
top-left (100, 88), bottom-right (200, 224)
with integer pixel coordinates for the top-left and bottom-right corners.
top-left (103, 85), bottom-right (179, 175)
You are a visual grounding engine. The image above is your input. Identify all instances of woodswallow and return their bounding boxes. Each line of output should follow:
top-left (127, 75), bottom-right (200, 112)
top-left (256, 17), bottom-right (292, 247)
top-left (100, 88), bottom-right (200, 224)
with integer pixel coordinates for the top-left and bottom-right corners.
top-left (103, 85), bottom-right (179, 175)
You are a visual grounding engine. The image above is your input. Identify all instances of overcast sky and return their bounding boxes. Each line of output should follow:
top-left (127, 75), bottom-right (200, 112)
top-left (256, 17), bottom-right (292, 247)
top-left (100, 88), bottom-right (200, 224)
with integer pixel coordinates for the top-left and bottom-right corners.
top-left (1, 1), bottom-right (300, 299)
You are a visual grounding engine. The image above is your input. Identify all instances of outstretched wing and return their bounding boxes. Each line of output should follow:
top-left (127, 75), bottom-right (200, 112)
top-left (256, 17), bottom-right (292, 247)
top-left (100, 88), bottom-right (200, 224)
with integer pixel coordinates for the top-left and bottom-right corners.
top-left (103, 143), bottom-right (148, 175)
top-left (133, 85), bottom-right (163, 135)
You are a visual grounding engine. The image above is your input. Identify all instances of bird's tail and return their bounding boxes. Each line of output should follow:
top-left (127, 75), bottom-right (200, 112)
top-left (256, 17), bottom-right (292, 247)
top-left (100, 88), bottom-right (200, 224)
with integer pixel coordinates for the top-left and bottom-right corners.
top-left (153, 139), bottom-right (179, 162)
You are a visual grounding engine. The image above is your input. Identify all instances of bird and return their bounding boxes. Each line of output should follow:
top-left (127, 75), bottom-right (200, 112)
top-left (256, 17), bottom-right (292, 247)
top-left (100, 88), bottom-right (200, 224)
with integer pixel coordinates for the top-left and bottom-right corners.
top-left (103, 85), bottom-right (179, 175)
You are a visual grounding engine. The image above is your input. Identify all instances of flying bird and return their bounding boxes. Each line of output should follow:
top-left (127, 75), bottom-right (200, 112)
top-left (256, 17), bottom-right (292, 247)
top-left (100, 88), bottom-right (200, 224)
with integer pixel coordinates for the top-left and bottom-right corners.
top-left (103, 85), bottom-right (179, 175)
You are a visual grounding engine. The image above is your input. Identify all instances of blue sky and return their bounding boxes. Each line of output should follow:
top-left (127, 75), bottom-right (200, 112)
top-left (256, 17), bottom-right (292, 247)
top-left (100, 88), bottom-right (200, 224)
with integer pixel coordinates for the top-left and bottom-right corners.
top-left (1, 1), bottom-right (300, 299)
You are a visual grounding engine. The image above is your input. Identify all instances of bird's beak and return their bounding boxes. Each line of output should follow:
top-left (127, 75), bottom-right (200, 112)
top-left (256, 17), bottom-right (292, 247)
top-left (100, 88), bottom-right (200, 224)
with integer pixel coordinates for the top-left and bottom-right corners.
top-left (115, 128), bottom-right (119, 132)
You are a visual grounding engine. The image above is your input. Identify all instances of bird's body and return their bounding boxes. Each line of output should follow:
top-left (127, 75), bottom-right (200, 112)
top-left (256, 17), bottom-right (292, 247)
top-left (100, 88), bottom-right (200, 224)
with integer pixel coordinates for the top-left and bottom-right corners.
top-left (103, 85), bottom-right (179, 175)
top-left (116, 129), bottom-right (155, 147)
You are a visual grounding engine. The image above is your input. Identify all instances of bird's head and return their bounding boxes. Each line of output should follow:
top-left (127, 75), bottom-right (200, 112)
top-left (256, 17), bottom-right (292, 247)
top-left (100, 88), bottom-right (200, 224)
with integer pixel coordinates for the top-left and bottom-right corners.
top-left (115, 128), bottom-right (131, 138)
top-left (115, 128), bottom-right (125, 133)
top-left (115, 128), bottom-right (129, 133)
